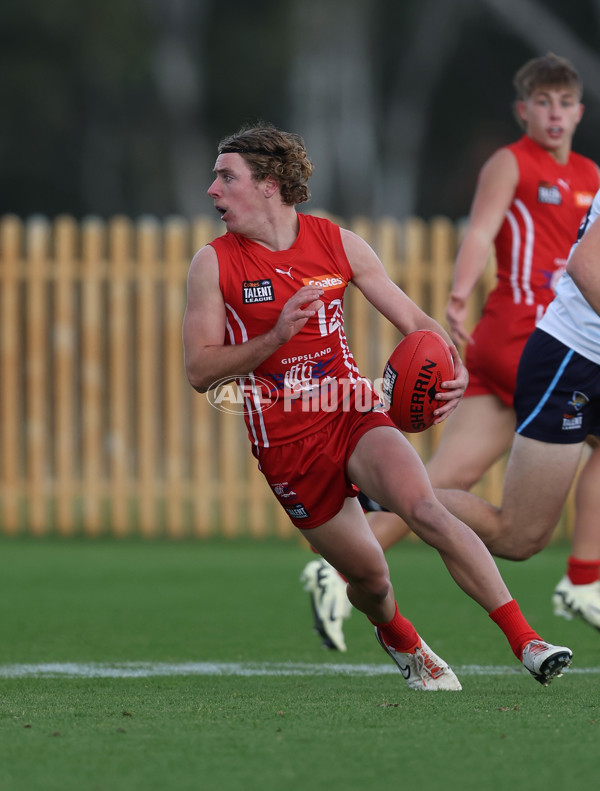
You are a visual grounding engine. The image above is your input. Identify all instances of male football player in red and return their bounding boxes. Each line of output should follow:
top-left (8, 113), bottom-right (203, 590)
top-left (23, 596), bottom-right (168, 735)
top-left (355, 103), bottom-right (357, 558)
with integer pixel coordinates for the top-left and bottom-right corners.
top-left (184, 123), bottom-right (572, 689)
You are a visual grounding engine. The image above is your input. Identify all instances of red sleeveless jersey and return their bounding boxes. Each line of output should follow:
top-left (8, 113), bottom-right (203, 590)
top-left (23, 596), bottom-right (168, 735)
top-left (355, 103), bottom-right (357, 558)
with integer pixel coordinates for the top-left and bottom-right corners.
top-left (494, 134), bottom-right (598, 307)
top-left (465, 135), bottom-right (598, 405)
top-left (210, 213), bottom-right (380, 447)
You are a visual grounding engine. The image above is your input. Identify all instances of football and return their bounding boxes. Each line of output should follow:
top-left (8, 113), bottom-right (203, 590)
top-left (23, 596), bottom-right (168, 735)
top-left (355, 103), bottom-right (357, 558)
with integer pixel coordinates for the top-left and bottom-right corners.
top-left (382, 330), bottom-right (454, 433)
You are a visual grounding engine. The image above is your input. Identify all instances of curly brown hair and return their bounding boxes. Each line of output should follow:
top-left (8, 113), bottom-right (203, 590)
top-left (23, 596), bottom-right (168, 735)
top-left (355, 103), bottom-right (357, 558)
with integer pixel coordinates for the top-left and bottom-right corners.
top-left (217, 124), bottom-right (314, 205)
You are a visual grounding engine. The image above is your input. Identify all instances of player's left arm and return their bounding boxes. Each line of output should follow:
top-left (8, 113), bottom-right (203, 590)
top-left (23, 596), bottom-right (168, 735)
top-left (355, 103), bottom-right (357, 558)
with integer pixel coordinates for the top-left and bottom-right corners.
top-left (566, 212), bottom-right (600, 316)
top-left (342, 228), bottom-right (467, 417)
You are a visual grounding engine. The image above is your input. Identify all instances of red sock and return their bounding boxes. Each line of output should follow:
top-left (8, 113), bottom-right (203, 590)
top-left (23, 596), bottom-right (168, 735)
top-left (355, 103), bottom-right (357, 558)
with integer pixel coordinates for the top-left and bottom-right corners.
top-left (567, 555), bottom-right (600, 585)
top-left (489, 599), bottom-right (540, 661)
top-left (369, 602), bottom-right (420, 653)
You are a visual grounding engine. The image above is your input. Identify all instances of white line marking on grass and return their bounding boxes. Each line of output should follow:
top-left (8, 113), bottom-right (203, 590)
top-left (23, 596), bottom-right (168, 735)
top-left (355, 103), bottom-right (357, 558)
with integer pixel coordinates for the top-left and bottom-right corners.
top-left (0, 661), bottom-right (598, 679)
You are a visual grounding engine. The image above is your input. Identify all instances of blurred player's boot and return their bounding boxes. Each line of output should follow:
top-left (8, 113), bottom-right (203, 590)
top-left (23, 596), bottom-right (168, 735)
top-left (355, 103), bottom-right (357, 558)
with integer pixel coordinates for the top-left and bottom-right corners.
top-left (521, 639), bottom-right (573, 686)
top-left (552, 576), bottom-right (600, 631)
top-left (374, 628), bottom-right (462, 691)
top-left (300, 558), bottom-right (352, 652)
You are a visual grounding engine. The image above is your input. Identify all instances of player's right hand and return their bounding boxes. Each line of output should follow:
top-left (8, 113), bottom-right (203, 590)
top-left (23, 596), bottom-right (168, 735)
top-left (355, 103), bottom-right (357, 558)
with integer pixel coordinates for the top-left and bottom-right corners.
top-left (272, 285), bottom-right (324, 345)
top-left (446, 294), bottom-right (474, 346)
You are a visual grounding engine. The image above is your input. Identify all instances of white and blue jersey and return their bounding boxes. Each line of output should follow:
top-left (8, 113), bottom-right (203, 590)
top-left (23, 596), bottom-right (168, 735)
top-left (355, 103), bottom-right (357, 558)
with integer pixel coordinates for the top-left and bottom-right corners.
top-left (515, 189), bottom-right (600, 443)
top-left (537, 189), bottom-right (600, 366)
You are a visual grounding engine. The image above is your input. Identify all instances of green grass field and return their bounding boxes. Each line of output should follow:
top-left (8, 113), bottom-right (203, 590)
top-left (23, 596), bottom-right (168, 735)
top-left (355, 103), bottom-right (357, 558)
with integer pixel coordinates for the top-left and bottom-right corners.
top-left (0, 536), bottom-right (597, 791)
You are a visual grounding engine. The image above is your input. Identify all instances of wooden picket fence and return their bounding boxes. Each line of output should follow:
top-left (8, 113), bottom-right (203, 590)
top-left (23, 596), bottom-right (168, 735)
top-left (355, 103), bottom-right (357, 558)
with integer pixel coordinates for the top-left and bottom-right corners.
top-left (0, 213), bottom-right (573, 540)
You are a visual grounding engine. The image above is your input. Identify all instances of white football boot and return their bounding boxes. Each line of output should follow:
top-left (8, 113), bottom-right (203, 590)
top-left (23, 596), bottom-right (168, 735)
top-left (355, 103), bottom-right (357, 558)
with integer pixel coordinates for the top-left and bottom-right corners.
top-left (300, 558), bottom-right (352, 652)
top-left (552, 576), bottom-right (600, 631)
top-left (521, 639), bottom-right (573, 686)
top-left (375, 628), bottom-right (462, 691)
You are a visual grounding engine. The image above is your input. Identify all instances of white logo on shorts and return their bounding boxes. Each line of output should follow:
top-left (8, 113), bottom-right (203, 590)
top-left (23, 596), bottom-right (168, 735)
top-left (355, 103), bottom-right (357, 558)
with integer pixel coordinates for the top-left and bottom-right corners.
top-left (562, 415), bottom-right (583, 431)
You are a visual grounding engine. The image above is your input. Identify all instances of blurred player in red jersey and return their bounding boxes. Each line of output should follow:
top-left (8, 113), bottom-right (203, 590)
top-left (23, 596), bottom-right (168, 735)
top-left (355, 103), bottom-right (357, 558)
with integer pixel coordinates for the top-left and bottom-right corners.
top-left (306, 52), bottom-right (600, 652)
top-left (183, 122), bottom-right (572, 688)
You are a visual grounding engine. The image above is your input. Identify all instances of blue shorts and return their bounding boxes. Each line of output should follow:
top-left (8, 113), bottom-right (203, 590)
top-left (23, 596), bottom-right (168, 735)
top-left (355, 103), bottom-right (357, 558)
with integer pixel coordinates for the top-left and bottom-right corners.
top-left (515, 329), bottom-right (600, 444)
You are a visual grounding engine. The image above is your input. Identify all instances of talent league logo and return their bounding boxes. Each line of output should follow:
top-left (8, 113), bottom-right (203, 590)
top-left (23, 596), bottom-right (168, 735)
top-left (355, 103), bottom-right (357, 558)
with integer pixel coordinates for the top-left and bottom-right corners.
top-left (242, 279), bottom-right (274, 303)
top-left (284, 503), bottom-right (310, 520)
top-left (537, 182), bottom-right (561, 205)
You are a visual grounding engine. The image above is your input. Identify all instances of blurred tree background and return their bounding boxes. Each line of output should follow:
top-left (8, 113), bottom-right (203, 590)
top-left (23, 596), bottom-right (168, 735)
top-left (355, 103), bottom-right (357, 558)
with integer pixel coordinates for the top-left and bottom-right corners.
top-left (2, 0), bottom-right (600, 222)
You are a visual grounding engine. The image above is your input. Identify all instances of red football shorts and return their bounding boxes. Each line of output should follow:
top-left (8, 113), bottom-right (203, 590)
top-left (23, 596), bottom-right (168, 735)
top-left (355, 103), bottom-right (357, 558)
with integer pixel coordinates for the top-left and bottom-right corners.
top-left (465, 296), bottom-right (543, 408)
top-left (252, 407), bottom-right (397, 529)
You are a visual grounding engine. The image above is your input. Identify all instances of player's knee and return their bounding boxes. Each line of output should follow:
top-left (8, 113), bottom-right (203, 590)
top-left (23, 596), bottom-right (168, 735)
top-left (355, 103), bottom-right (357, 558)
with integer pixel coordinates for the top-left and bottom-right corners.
top-left (347, 568), bottom-right (390, 603)
top-left (362, 576), bottom-right (391, 603)
top-left (405, 497), bottom-right (448, 539)
top-left (501, 534), bottom-right (547, 561)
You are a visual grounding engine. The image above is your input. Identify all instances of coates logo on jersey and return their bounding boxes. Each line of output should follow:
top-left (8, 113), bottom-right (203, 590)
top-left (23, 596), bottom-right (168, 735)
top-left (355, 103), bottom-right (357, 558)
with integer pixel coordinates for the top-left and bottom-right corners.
top-left (206, 375), bottom-right (278, 414)
top-left (301, 273), bottom-right (346, 291)
top-left (574, 191), bottom-right (594, 209)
